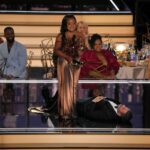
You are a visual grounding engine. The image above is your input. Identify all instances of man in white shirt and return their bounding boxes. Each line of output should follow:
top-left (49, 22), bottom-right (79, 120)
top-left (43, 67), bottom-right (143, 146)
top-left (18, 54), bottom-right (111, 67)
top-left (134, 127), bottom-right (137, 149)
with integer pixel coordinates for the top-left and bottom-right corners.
top-left (0, 26), bottom-right (27, 79)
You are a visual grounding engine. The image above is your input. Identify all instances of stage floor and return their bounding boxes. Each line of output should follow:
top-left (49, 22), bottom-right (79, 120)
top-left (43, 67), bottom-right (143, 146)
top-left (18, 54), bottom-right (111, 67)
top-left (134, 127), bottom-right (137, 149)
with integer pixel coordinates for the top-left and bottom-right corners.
top-left (1, 127), bottom-right (150, 149)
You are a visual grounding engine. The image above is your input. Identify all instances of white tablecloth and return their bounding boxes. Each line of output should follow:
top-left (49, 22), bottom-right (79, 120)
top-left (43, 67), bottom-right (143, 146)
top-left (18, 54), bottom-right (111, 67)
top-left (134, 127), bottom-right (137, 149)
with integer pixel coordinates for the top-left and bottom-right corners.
top-left (116, 66), bottom-right (146, 79)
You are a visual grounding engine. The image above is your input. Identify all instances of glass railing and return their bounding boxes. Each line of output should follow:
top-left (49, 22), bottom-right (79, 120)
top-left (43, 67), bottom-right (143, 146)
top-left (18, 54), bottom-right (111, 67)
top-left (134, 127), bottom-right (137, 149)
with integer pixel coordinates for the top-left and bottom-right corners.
top-left (0, 80), bottom-right (146, 129)
top-left (1, 127), bottom-right (150, 135)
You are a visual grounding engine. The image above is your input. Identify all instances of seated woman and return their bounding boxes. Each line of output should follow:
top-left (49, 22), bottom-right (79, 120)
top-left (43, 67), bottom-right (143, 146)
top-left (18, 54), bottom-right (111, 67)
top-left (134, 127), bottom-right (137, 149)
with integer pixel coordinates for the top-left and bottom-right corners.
top-left (77, 21), bottom-right (91, 49)
top-left (80, 34), bottom-right (120, 79)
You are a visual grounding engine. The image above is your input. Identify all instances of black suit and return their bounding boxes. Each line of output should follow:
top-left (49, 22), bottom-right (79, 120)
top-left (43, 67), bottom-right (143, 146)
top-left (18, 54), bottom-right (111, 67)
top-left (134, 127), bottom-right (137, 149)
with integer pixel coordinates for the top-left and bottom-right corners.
top-left (143, 84), bottom-right (150, 128)
top-left (76, 97), bottom-right (129, 122)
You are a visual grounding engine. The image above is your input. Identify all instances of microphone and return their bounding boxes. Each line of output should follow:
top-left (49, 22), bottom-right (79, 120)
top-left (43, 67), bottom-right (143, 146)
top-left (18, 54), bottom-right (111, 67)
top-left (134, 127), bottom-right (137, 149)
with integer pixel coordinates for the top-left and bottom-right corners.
top-left (71, 59), bottom-right (84, 66)
top-left (72, 35), bottom-right (76, 43)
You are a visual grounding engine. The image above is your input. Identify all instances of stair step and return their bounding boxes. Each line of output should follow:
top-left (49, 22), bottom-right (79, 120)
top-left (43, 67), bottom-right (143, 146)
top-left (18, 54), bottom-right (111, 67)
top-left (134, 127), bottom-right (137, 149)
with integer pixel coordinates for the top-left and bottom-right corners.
top-left (0, 25), bottom-right (135, 35)
top-left (18, 36), bottom-right (135, 46)
top-left (0, 13), bottom-right (135, 67)
top-left (0, 14), bottom-right (133, 25)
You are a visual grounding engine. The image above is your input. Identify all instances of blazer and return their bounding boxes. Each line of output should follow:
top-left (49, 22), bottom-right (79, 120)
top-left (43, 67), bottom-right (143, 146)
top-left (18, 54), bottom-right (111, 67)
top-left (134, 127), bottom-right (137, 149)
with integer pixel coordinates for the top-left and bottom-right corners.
top-left (77, 97), bottom-right (122, 122)
top-left (0, 41), bottom-right (27, 79)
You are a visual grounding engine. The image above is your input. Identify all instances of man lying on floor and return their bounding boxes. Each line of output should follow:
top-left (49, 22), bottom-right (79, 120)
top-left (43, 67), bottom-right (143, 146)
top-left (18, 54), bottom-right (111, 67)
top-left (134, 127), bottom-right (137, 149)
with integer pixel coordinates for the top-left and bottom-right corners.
top-left (29, 85), bottom-right (132, 125)
top-left (76, 88), bottom-right (133, 123)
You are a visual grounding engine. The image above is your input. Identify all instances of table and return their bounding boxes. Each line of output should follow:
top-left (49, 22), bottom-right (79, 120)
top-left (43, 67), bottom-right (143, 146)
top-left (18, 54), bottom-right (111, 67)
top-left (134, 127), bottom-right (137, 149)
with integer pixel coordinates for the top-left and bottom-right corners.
top-left (116, 66), bottom-right (147, 79)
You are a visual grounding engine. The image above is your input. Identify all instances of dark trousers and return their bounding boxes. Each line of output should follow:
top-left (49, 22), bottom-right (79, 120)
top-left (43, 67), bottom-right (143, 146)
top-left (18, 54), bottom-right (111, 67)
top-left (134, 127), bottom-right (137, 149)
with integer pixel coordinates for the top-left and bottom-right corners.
top-left (143, 84), bottom-right (150, 128)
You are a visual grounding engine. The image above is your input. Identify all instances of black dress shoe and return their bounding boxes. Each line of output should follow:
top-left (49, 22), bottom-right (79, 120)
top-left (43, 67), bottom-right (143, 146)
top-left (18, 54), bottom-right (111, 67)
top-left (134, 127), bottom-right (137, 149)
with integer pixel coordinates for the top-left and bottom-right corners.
top-left (28, 106), bottom-right (50, 115)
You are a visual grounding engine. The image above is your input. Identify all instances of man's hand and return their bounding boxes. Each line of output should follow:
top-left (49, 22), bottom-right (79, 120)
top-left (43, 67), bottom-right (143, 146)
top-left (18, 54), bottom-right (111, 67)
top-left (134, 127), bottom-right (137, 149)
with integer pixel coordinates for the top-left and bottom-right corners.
top-left (117, 104), bottom-right (130, 116)
top-left (92, 96), bottom-right (105, 103)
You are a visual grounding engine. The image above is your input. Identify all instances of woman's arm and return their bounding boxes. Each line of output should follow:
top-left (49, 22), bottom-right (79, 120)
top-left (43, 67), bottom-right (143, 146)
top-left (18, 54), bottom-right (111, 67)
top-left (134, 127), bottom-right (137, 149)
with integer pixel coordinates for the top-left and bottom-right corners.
top-left (54, 34), bottom-right (72, 63)
top-left (96, 52), bottom-right (108, 66)
top-left (106, 51), bottom-right (120, 74)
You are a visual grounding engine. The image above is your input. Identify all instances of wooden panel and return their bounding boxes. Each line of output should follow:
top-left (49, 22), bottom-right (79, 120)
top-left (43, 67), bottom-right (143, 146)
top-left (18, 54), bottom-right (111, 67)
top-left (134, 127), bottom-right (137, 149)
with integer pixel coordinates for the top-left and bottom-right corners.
top-left (16, 36), bottom-right (135, 46)
top-left (78, 15), bottom-right (133, 25)
top-left (0, 13), bottom-right (135, 67)
top-left (0, 149), bottom-right (144, 150)
top-left (27, 60), bottom-right (44, 67)
top-left (0, 14), bottom-right (133, 25)
top-left (1, 134), bottom-right (150, 149)
top-left (0, 25), bottom-right (135, 35)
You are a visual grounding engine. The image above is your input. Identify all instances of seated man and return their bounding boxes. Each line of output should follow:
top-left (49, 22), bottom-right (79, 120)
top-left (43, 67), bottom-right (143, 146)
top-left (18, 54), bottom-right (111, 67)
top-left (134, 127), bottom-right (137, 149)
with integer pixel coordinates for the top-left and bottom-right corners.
top-left (0, 26), bottom-right (27, 79)
top-left (76, 88), bottom-right (133, 123)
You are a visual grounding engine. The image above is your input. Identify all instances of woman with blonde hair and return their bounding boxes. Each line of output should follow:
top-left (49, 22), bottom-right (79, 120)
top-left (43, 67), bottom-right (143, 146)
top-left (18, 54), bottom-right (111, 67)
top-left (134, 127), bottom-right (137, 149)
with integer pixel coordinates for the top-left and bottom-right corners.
top-left (77, 21), bottom-right (90, 49)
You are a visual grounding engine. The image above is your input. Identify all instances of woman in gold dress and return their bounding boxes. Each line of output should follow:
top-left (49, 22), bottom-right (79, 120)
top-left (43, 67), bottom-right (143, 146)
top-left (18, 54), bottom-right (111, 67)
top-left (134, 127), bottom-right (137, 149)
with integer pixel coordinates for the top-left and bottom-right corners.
top-left (54, 15), bottom-right (86, 120)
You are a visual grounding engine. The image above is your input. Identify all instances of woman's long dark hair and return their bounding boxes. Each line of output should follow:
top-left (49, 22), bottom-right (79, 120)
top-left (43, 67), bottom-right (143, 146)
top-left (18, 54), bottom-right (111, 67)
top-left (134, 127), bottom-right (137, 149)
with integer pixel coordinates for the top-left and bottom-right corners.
top-left (60, 14), bottom-right (77, 49)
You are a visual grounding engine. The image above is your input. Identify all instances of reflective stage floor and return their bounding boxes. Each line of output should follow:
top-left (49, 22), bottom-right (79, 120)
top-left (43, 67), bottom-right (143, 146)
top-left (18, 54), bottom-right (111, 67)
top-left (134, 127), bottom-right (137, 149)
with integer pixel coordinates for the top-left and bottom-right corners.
top-left (1, 127), bottom-right (150, 149)
top-left (0, 107), bottom-right (149, 149)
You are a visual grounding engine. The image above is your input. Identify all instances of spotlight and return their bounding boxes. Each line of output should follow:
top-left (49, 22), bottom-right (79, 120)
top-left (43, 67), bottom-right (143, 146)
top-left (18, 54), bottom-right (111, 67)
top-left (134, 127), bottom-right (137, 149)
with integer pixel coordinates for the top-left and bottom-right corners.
top-left (114, 42), bottom-right (129, 52)
top-left (109, 0), bottom-right (120, 11)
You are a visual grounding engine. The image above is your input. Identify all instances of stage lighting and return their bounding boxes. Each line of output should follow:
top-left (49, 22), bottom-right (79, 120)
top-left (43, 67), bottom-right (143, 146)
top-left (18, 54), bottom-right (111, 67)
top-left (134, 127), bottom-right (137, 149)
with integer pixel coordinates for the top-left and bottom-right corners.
top-left (114, 42), bottom-right (129, 52)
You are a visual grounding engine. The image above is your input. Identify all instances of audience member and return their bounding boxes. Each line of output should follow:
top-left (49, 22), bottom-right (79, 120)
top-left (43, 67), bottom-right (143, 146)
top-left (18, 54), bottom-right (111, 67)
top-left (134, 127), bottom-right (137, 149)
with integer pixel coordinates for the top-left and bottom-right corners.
top-left (0, 26), bottom-right (27, 79)
top-left (54, 15), bottom-right (86, 120)
top-left (0, 27), bottom-right (27, 116)
top-left (77, 21), bottom-right (91, 49)
top-left (80, 33), bottom-right (119, 79)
